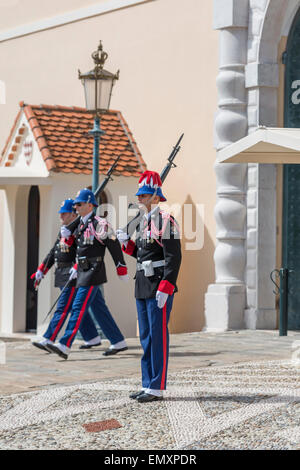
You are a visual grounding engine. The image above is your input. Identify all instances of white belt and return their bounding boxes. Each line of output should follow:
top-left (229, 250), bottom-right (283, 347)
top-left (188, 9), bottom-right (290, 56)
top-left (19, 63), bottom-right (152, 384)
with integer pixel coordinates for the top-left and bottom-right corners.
top-left (136, 260), bottom-right (165, 277)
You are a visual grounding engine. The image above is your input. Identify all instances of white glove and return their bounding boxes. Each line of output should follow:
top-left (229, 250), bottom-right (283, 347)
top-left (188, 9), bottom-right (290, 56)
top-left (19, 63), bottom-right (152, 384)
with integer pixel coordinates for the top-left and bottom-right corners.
top-left (156, 291), bottom-right (168, 309)
top-left (35, 270), bottom-right (44, 282)
top-left (116, 229), bottom-right (129, 246)
top-left (69, 266), bottom-right (78, 280)
top-left (119, 274), bottom-right (129, 282)
top-left (61, 225), bottom-right (72, 238)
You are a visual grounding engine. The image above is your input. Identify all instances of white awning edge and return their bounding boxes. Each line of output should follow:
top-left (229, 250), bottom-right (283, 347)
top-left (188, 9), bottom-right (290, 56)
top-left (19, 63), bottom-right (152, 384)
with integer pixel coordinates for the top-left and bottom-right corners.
top-left (217, 127), bottom-right (300, 164)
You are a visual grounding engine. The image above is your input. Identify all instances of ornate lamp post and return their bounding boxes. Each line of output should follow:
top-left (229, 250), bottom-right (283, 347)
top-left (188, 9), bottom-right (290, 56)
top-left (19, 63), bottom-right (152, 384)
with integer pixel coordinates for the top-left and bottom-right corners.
top-left (79, 41), bottom-right (119, 192)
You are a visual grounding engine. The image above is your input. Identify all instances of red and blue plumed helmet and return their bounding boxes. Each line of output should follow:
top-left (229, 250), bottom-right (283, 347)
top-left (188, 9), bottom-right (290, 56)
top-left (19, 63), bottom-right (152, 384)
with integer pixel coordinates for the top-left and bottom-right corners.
top-left (73, 188), bottom-right (98, 207)
top-left (58, 198), bottom-right (76, 213)
top-left (135, 171), bottom-right (166, 202)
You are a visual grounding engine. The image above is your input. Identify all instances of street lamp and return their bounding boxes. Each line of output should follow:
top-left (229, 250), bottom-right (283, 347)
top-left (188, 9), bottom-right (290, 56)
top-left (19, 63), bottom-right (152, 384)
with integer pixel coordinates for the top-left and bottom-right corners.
top-left (78, 41), bottom-right (119, 193)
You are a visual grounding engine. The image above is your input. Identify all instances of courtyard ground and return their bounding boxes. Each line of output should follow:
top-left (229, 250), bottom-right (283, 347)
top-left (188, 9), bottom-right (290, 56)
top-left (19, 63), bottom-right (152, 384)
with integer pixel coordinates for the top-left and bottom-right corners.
top-left (0, 329), bottom-right (299, 450)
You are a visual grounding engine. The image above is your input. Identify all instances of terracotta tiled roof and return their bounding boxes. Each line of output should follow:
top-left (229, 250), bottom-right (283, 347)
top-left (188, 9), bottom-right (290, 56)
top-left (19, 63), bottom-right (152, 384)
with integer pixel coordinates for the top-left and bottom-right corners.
top-left (2, 102), bottom-right (146, 176)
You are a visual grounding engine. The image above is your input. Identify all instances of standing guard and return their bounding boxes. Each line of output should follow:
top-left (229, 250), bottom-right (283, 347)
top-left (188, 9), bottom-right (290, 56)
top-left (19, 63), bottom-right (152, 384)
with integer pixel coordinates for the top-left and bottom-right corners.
top-left (47, 188), bottom-right (128, 360)
top-left (117, 171), bottom-right (182, 403)
top-left (31, 199), bottom-right (102, 351)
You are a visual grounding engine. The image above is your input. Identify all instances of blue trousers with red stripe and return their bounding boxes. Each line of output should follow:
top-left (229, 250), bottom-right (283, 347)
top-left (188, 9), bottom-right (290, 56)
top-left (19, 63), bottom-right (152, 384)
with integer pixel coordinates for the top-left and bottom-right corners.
top-left (58, 286), bottom-right (99, 348)
top-left (80, 287), bottom-right (125, 345)
top-left (136, 294), bottom-right (174, 390)
top-left (43, 286), bottom-right (99, 343)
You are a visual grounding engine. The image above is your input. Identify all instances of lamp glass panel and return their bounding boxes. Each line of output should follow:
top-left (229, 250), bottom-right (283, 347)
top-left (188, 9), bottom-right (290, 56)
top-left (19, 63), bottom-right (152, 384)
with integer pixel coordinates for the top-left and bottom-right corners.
top-left (82, 77), bottom-right (96, 111)
top-left (96, 78), bottom-right (114, 110)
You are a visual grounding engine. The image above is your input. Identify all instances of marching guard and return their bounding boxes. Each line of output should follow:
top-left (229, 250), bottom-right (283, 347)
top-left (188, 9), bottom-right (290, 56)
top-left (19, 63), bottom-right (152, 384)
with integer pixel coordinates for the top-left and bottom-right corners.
top-left (47, 188), bottom-right (128, 360)
top-left (117, 171), bottom-right (182, 403)
top-left (31, 198), bottom-right (102, 352)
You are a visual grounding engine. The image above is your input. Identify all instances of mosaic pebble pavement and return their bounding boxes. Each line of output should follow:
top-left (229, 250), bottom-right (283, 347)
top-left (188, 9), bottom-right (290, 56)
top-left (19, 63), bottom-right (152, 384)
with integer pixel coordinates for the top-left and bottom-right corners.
top-left (0, 359), bottom-right (299, 450)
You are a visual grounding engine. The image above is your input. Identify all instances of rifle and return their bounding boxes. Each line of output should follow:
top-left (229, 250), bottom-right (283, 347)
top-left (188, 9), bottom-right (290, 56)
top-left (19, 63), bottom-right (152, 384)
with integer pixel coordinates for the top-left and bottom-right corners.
top-left (42, 277), bottom-right (73, 323)
top-left (160, 133), bottom-right (184, 183)
top-left (66, 154), bottom-right (121, 233)
top-left (123, 133), bottom-right (184, 237)
top-left (94, 154), bottom-right (121, 199)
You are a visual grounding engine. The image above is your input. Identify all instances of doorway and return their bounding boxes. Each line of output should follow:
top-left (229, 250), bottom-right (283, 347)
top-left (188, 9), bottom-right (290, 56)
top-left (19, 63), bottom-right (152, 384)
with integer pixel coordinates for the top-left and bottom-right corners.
top-left (26, 186), bottom-right (40, 332)
top-left (282, 6), bottom-right (300, 330)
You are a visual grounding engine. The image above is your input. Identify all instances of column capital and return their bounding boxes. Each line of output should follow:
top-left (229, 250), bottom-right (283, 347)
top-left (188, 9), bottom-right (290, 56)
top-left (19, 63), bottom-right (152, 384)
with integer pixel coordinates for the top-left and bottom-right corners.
top-left (213, 0), bottom-right (249, 30)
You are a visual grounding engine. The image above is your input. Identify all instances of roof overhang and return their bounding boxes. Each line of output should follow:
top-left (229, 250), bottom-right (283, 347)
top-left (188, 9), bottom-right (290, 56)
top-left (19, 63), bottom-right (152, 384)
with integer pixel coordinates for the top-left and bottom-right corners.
top-left (217, 127), bottom-right (300, 164)
top-left (0, 167), bottom-right (50, 185)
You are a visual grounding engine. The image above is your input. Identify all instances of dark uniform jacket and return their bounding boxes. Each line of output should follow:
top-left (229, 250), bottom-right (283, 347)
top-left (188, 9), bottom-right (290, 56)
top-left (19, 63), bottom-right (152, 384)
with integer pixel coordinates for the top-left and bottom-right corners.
top-left (42, 233), bottom-right (77, 288)
top-left (123, 207), bottom-right (182, 299)
top-left (73, 213), bottom-right (126, 288)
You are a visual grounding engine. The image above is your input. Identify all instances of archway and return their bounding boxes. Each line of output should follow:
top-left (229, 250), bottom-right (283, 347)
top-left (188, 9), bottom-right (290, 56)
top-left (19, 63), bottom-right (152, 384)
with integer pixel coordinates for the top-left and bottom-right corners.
top-left (282, 6), bottom-right (300, 330)
top-left (26, 186), bottom-right (40, 332)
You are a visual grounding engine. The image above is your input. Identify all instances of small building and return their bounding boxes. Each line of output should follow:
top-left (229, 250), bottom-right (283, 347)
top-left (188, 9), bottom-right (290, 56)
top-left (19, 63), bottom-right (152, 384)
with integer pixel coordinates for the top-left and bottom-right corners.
top-left (0, 102), bottom-right (146, 338)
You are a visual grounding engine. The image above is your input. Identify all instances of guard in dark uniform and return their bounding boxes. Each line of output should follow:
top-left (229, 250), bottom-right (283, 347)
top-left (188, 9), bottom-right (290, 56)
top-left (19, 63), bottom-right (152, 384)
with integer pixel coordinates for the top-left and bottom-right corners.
top-left (48, 189), bottom-right (128, 360)
top-left (31, 199), bottom-right (102, 352)
top-left (117, 171), bottom-right (182, 403)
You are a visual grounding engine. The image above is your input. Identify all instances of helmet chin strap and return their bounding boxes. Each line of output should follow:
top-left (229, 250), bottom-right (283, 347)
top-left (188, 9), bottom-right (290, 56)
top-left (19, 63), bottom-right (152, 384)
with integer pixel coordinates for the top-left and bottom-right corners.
top-left (142, 189), bottom-right (158, 212)
top-left (138, 190), bottom-right (160, 237)
top-left (135, 190), bottom-right (158, 236)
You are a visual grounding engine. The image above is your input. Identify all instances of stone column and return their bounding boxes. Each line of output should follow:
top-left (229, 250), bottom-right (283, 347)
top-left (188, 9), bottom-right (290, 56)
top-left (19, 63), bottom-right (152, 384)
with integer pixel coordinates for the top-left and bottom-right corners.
top-left (0, 185), bottom-right (18, 333)
top-left (204, 0), bottom-right (249, 331)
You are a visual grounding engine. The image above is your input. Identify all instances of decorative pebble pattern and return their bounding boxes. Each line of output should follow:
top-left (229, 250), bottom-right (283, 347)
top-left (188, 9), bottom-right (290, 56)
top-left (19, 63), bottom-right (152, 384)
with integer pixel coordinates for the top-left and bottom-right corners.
top-left (0, 359), bottom-right (299, 450)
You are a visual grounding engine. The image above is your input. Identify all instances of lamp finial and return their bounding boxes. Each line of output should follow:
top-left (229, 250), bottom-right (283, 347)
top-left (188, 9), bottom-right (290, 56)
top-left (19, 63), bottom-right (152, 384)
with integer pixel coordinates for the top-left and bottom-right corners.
top-left (92, 40), bottom-right (108, 69)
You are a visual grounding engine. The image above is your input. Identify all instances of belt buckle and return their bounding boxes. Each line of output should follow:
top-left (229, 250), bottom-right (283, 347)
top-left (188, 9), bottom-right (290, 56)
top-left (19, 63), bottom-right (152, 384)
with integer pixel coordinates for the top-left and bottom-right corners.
top-left (142, 260), bottom-right (154, 277)
top-left (78, 256), bottom-right (89, 270)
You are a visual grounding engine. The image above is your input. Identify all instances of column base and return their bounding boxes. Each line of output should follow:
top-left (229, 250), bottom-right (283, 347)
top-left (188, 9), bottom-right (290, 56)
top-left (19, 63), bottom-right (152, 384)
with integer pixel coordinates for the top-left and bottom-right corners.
top-left (204, 284), bottom-right (246, 332)
top-left (244, 308), bottom-right (277, 330)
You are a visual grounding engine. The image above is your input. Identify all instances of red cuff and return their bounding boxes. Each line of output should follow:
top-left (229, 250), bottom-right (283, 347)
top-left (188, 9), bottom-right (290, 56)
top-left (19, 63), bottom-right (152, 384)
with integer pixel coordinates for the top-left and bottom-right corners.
top-left (37, 263), bottom-right (49, 275)
top-left (31, 262), bottom-right (48, 279)
top-left (122, 239), bottom-right (136, 256)
top-left (158, 280), bottom-right (175, 295)
top-left (117, 266), bottom-right (128, 276)
top-left (73, 263), bottom-right (78, 270)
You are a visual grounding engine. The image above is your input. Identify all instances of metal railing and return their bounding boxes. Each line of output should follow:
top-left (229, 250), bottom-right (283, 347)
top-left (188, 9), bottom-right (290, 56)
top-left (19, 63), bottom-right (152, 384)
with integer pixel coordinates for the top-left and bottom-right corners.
top-left (270, 268), bottom-right (289, 336)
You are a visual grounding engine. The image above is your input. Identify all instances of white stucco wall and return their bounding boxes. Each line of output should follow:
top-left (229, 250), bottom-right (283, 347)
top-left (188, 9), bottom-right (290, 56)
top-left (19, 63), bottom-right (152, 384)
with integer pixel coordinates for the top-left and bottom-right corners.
top-left (0, 190), bottom-right (4, 332)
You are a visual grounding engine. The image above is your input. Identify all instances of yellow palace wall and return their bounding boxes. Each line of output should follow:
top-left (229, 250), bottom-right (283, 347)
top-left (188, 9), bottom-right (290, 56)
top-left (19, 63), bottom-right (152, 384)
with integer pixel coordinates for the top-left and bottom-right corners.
top-left (0, 0), bottom-right (218, 334)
